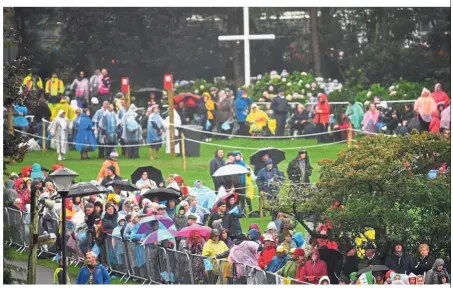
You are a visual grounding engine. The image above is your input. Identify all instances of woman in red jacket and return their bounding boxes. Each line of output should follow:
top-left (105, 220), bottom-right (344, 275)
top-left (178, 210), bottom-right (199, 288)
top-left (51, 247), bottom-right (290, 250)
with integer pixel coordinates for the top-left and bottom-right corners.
top-left (432, 83), bottom-right (450, 106)
top-left (258, 235), bottom-right (277, 269)
top-left (300, 249), bottom-right (328, 284)
top-left (314, 94), bottom-right (330, 143)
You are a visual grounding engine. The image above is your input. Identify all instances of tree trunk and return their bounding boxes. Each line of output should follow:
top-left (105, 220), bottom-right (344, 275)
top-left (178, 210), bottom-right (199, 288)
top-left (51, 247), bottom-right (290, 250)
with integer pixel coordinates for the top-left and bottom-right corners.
top-left (310, 8), bottom-right (321, 76)
top-left (381, 8), bottom-right (389, 42)
top-left (14, 8), bottom-right (27, 56)
top-left (27, 186), bottom-right (38, 284)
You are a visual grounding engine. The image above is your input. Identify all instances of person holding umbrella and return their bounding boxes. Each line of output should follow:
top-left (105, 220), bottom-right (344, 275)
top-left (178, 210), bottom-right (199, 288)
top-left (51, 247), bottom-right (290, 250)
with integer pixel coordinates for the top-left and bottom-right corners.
top-left (100, 166), bottom-right (122, 187)
top-left (135, 171), bottom-right (158, 194)
top-left (287, 149), bottom-right (313, 185)
top-left (210, 149), bottom-right (225, 192)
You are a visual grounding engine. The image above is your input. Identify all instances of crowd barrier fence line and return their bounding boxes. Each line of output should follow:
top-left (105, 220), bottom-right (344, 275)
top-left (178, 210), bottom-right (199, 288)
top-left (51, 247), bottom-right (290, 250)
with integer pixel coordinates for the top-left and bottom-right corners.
top-left (4, 208), bottom-right (313, 285)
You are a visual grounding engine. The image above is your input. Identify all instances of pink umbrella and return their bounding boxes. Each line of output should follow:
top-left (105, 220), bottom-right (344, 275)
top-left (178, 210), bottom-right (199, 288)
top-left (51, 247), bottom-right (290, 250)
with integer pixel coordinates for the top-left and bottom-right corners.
top-left (177, 225), bottom-right (212, 238)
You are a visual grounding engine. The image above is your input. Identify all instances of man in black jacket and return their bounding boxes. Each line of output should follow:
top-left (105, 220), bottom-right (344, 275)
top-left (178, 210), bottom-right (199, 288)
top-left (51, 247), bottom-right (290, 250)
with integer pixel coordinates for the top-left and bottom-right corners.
top-left (385, 242), bottom-right (413, 275)
top-left (210, 149), bottom-right (225, 192)
top-left (84, 203), bottom-right (100, 253)
top-left (271, 88), bottom-right (289, 137)
top-left (100, 166), bottom-right (123, 187)
top-left (358, 243), bottom-right (384, 270)
top-left (412, 244), bottom-right (435, 276)
top-left (207, 201), bottom-right (232, 235)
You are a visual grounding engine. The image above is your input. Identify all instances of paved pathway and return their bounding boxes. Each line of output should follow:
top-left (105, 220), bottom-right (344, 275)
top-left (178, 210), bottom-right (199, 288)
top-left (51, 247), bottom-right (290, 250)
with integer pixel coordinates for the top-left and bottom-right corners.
top-left (8, 260), bottom-right (77, 284)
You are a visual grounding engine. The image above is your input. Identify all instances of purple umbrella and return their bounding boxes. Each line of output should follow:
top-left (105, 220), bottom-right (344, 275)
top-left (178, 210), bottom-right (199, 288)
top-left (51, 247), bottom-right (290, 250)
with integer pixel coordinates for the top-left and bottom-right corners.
top-left (137, 215), bottom-right (176, 234)
top-left (142, 230), bottom-right (176, 246)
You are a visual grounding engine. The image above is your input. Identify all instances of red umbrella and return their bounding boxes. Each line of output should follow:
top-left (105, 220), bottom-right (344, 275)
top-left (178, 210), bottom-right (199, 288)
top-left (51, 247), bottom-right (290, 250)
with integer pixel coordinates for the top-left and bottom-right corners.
top-left (211, 192), bottom-right (238, 214)
top-left (174, 92), bottom-right (201, 107)
top-left (177, 225), bottom-right (212, 238)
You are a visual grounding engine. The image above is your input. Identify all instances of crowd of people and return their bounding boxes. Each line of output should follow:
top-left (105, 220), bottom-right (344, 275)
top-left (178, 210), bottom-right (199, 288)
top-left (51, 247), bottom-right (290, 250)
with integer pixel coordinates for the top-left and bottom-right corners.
top-left (13, 71), bottom-right (451, 162)
top-left (4, 142), bottom-right (450, 285)
top-left (6, 71), bottom-right (451, 285)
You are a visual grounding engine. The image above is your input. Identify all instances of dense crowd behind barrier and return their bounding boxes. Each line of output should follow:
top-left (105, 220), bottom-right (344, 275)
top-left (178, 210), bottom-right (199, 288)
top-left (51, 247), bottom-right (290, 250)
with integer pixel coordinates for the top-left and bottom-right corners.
top-left (4, 207), bottom-right (310, 285)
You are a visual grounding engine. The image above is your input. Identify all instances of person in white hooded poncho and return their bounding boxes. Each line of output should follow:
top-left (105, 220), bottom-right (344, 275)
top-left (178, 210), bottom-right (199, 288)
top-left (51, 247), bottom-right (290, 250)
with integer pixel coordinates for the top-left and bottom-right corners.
top-left (163, 108), bottom-right (181, 154)
top-left (121, 104), bottom-right (142, 159)
top-left (49, 109), bottom-right (70, 161)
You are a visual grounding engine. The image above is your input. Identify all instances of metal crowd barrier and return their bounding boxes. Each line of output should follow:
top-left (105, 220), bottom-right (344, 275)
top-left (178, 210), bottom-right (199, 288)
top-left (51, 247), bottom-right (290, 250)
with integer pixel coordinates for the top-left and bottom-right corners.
top-left (166, 249), bottom-right (194, 284)
top-left (4, 211), bottom-right (313, 285)
top-left (4, 207), bottom-right (28, 253)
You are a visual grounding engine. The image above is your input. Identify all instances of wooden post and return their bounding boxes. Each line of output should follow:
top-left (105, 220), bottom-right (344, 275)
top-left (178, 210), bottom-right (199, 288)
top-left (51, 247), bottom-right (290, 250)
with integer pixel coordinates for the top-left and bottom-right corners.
top-left (42, 121), bottom-right (47, 151)
top-left (168, 89), bottom-right (176, 158)
top-left (259, 192), bottom-right (264, 220)
top-left (181, 130), bottom-right (186, 171)
top-left (347, 122), bottom-right (352, 148)
top-left (125, 85), bottom-right (131, 110)
top-left (27, 183), bottom-right (39, 284)
top-left (8, 106), bottom-right (14, 135)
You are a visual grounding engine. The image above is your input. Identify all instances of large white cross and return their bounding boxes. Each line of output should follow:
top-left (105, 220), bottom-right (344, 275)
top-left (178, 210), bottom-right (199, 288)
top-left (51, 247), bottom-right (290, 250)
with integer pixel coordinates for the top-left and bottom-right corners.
top-left (218, 7), bottom-right (275, 86)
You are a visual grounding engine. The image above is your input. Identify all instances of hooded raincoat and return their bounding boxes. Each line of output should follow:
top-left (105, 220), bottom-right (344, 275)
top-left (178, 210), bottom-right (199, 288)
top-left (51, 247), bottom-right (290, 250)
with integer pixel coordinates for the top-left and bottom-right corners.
top-left (75, 113), bottom-right (97, 152)
top-left (49, 110), bottom-right (70, 154)
top-left (346, 102), bottom-right (365, 129)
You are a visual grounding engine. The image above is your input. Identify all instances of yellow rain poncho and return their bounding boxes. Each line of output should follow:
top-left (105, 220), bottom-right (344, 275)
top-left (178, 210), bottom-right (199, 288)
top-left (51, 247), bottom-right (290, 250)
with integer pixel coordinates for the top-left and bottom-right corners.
top-left (246, 107), bottom-right (269, 134)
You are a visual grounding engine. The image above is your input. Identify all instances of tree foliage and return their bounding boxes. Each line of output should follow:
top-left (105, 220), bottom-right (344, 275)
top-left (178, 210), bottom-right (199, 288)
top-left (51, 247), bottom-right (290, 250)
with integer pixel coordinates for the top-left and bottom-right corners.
top-left (10, 7), bottom-right (450, 89)
top-left (275, 133), bottom-right (451, 258)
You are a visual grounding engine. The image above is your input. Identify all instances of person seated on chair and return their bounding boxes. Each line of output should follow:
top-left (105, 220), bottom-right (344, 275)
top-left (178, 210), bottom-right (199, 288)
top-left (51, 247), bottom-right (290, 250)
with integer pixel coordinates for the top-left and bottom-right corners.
top-left (290, 104), bottom-right (310, 137)
top-left (246, 103), bottom-right (269, 136)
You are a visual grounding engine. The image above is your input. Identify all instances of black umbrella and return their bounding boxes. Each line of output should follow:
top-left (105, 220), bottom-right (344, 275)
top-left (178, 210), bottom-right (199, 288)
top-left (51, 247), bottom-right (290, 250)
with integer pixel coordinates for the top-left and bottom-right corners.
top-left (357, 265), bottom-right (390, 275)
top-left (249, 147), bottom-right (285, 167)
top-left (103, 179), bottom-right (139, 192)
top-left (68, 182), bottom-right (109, 198)
top-left (318, 247), bottom-right (344, 285)
top-left (130, 166), bottom-right (164, 185)
top-left (136, 88), bottom-right (163, 106)
top-left (141, 188), bottom-right (181, 202)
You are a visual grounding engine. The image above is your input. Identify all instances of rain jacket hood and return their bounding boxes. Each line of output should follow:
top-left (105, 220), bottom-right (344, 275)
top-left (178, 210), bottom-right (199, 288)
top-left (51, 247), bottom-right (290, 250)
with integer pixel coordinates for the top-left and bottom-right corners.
top-left (319, 275), bottom-right (331, 284)
top-left (31, 163), bottom-right (45, 180)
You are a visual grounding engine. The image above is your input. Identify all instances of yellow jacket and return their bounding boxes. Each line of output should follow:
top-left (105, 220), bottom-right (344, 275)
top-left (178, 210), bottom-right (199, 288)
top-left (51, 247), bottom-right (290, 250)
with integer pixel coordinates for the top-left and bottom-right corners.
top-left (51, 99), bottom-right (76, 121)
top-left (246, 173), bottom-right (255, 200)
top-left (202, 239), bottom-right (229, 258)
top-left (23, 74), bottom-right (43, 90)
top-left (246, 109), bottom-right (269, 133)
top-left (46, 78), bottom-right (65, 96)
top-left (203, 92), bottom-right (215, 120)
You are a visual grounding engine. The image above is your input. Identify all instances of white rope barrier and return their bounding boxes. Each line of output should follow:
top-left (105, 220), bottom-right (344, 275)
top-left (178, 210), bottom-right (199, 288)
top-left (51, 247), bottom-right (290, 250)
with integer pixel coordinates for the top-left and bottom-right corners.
top-left (184, 137), bottom-right (348, 150)
top-left (172, 123), bottom-right (348, 139)
top-left (14, 129), bottom-right (179, 148)
top-left (350, 129), bottom-right (393, 137)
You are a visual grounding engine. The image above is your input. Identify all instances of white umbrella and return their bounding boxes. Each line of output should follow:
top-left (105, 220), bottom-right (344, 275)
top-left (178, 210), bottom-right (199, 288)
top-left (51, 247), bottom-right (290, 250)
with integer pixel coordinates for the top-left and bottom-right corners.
top-left (212, 164), bottom-right (249, 177)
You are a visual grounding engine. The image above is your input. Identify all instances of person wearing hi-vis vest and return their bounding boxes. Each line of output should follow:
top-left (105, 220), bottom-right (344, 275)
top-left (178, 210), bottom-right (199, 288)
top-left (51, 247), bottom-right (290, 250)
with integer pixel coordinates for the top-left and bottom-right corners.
top-left (45, 73), bottom-right (65, 110)
top-left (23, 72), bottom-right (43, 96)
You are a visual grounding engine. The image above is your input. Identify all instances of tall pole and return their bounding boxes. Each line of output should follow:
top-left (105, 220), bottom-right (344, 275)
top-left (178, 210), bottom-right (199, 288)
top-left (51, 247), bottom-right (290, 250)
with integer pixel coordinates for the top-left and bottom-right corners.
top-left (42, 121), bottom-right (46, 151)
top-left (26, 183), bottom-right (38, 284)
top-left (168, 89), bottom-right (176, 158)
top-left (243, 7), bottom-right (250, 86)
top-left (181, 130), bottom-right (186, 171)
top-left (60, 191), bottom-right (68, 284)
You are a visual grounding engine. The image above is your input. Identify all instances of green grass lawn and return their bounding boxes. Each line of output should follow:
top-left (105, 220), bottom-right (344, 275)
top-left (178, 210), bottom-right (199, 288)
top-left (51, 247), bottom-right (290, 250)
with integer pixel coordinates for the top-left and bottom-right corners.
top-left (9, 137), bottom-right (347, 231)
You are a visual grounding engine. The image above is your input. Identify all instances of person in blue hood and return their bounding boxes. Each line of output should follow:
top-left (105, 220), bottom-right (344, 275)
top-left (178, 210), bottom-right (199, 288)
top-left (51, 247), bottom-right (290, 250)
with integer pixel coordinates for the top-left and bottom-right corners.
top-left (13, 104), bottom-right (29, 131)
top-left (234, 89), bottom-right (253, 135)
top-left (233, 151), bottom-right (253, 213)
top-left (257, 159), bottom-right (284, 220)
top-left (30, 163), bottom-right (45, 181)
top-left (266, 245), bottom-right (289, 272)
top-left (75, 109), bottom-right (97, 160)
